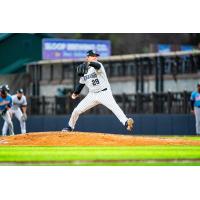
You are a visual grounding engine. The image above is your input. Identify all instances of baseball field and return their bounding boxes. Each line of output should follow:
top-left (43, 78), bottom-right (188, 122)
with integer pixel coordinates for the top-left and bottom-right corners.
top-left (0, 132), bottom-right (200, 166)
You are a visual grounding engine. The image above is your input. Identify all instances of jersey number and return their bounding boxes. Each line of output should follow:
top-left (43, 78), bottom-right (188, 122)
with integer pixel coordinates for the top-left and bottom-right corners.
top-left (92, 79), bottom-right (100, 86)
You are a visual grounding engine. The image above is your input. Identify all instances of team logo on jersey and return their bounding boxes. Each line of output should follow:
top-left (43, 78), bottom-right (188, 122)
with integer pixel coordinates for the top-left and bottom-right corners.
top-left (83, 72), bottom-right (97, 81)
top-left (0, 100), bottom-right (10, 106)
top-left (196, 95), bottom-right (200, 101)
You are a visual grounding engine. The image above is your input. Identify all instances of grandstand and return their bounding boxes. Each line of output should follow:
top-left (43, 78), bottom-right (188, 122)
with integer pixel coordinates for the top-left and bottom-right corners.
top-left (25, 50), bottom-right (200, 115)
top-left (0, 34), bottom-right (200, 116)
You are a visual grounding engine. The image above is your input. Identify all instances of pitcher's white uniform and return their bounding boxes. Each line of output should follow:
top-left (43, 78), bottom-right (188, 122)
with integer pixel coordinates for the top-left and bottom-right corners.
top-left (68, 61), bottom-right (129, 129)
top-left (2, 94), bottom-right (27, 134)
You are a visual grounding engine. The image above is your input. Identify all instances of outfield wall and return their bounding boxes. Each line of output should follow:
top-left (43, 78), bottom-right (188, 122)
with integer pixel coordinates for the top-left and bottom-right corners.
top-left (0, 114), bottom-right (196, 136)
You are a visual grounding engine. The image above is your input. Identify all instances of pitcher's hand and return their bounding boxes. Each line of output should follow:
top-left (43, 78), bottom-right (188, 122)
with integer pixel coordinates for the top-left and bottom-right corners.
top-left (71, 93), bottom-right (79, 100)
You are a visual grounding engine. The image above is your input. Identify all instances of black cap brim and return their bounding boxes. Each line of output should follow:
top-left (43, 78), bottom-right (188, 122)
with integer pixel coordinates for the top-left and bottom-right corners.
top-left (87, 53), bottom-right (100, 57)
top-left (17, 89), bottom-right (23, 93)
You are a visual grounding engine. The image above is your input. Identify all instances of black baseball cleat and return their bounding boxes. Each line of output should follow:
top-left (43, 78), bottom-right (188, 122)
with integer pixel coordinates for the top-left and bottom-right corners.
top-left (62, 126), bottom-right (73, 132)
top-left (125, 118), bottom-right (134, 131)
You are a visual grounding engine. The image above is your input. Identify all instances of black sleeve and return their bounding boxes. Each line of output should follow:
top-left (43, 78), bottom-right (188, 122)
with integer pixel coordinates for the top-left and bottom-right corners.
top-left (74, 83), bottom-right (85, 95)
top-left (191, 100), bottom-right (195, 110)
top-left (89, 62), bottom-right (101, 70)
top-left (7, 104), bottom-right (11, 108)
top-left (77, 63), bottom-right (88, 77)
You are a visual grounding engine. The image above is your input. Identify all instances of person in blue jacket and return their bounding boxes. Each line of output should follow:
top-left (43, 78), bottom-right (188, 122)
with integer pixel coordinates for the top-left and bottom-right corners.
top-left (0, 85), bottom-right (14, 136)
top-left (191, 82), bottom-right (200, 135)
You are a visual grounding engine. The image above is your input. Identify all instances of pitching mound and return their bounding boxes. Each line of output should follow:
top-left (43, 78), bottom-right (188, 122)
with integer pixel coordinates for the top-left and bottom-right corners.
top-left (0, 132), bottom-right (200, 146)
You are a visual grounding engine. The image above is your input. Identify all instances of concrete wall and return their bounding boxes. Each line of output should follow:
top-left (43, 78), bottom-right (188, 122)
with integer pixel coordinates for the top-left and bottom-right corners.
top-left (38, 77), bottom-right (199, 96)
top-left (115, 78), bottom-right (198, 94)
top-left (1, 114), bottom-right (196, 136)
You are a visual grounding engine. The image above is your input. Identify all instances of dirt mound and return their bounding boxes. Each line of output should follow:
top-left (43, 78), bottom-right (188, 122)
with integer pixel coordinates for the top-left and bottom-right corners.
top-left (0, 132), bottom-right (200, 146)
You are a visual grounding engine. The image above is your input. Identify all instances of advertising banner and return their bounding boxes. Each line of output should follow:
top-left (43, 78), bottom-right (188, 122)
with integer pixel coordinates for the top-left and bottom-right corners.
top-left (42, 39), bottom-right (111, 60)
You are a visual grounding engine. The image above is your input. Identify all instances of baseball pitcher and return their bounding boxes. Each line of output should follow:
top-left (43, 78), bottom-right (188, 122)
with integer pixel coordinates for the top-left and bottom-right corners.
top-left (62, 50), bottom-right (134, 132)
top-left (2, 89), bottom-right (27, 135)
top-left (0, 85), bottom-right (14, 136)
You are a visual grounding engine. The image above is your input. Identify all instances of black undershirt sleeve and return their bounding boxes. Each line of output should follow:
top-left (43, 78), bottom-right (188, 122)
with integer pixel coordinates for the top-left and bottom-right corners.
top-left (74, 83), bottom-right (85, 95)
top-left (89, 62), bottom-right (101, 70)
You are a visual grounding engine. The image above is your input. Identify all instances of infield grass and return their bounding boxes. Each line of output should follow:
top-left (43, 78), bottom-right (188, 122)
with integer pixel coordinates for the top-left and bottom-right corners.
top-left (0, 145), bottom-right (200, 166)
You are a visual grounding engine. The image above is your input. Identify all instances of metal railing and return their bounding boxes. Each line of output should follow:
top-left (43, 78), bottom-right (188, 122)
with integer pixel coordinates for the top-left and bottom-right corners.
top-left (27, 91), bottom-right (192, 115)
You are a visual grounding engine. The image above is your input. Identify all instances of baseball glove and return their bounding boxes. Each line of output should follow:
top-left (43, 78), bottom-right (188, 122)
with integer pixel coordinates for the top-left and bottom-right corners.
top-left (77, 62), bottom-right (89, 76)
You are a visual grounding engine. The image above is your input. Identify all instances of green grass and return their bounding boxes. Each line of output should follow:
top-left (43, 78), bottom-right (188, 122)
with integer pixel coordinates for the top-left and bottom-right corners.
top-left (1, 146), bottom-right (200, 166)
top-left (161, 136), bottom-right (200, 141)
top-left (2, 162), bottom-right (200, 166)
top-left (0, 136), bottom-right (200, 166)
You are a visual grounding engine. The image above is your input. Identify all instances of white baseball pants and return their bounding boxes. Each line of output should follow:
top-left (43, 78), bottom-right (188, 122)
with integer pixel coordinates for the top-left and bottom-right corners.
top-left (1, 111), bottom-right (14, 136)
top-left (194, 107), bottom-right (200, 134)
top-left (2, 108), bottom-right (26, 135)
top-left (68, 89), bottom-right (128, 129)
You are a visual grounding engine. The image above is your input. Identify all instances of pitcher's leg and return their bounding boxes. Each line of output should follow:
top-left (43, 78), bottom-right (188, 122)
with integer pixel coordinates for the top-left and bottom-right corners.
top-left (98, 90), bottom-right (134, 131)
top-left (99, 91), bottom-right (128, 125)
top-left (68, 94), bottom-right (98, 129)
